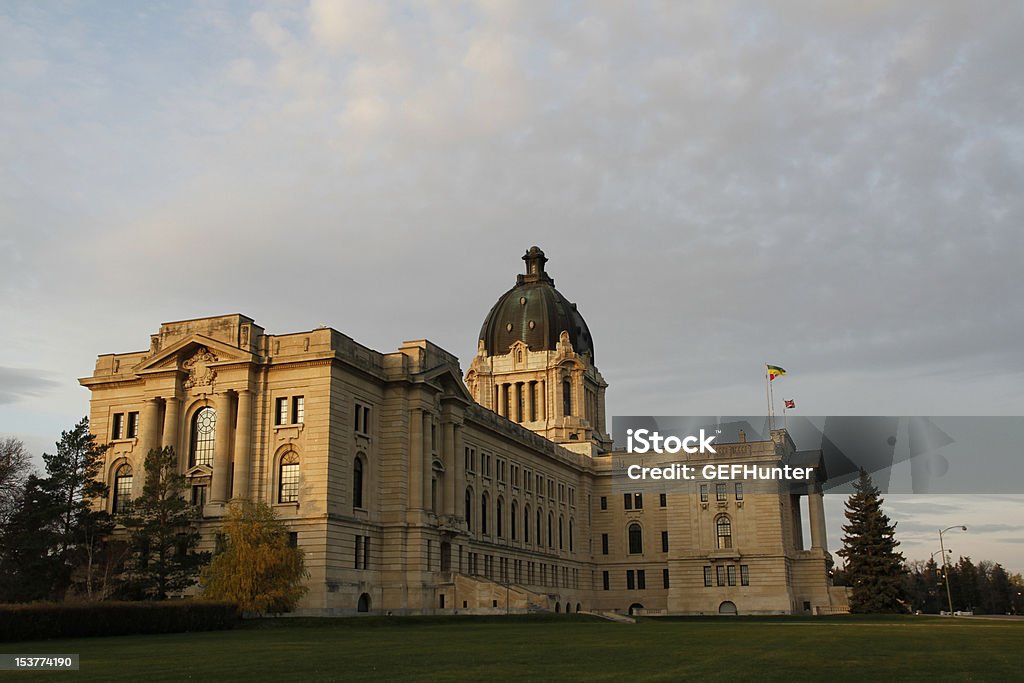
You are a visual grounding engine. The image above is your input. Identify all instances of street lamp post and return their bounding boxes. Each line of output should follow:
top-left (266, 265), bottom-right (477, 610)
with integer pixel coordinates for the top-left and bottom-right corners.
top-left (939, 525), bottom-right (967, 616)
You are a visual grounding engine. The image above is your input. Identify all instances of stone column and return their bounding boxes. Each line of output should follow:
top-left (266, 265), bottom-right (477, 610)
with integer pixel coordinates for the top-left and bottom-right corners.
top-left (539, 380), bottom-right (546, 420)
top-left (162, 396), bottom-right (181, 453)
top-left (443, 420), bottom-right (456, 516)
top-left (422, 411), bottom-right (433, 511)
top-left (409, 407), bottom-right (423, 509)
top-left (791, 494), bottom-right (805, 551)
top-left (136, 397), bottom-right (162, 497)
top-left (809, 484), bottom-right (827, 550)
top-left (499, 384), bottom-right (508, 418)
top-left (454, 424), bottom-right (464, 515)
top-left (232, 389), bottom-right (253, 500)
top-left (210, 391), bottom-right (234, 504)
top-left (525, 381), bottom-right (534, 423)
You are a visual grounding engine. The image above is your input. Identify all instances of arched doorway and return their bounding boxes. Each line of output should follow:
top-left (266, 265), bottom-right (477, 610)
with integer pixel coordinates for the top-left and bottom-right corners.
top-left (628, 603), bottom-right (644, 616)
top-left (575, 603), bottom-right (581, 613)
top-left (555, 602), bottom-right (561, 613)
top-left (357, 593), bottom-right (371, 613)
top-left (718, 601), bottom-right (737, 615)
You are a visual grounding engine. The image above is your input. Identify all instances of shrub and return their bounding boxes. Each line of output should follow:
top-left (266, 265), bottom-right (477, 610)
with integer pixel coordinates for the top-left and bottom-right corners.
top-left (0, 600), bottom-right (239, 642)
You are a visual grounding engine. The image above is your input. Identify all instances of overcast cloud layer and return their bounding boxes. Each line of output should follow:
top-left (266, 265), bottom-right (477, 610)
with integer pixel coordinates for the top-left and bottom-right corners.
top-left (2, 1), bottom-right (1022, 570)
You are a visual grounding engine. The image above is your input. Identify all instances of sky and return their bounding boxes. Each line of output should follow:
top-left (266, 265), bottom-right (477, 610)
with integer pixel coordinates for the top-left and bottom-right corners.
top-left (2, 1), bottom-right (1023, 571)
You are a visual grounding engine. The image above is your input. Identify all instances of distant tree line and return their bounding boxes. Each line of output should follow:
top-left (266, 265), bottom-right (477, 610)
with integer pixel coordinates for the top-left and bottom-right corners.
top-left (0, 417), bottom-right (305, 613)
top-left (903, 556), bottom-right (1023, 615)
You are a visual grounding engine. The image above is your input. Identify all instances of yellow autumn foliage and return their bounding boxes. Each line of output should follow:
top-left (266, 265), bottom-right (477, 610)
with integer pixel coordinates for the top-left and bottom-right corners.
top-left (201, 500), bottom-right (307, 614)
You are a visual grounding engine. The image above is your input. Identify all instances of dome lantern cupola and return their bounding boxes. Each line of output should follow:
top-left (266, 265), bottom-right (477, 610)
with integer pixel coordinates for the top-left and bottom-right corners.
top-left (468, 247), bottom-right (611, 455)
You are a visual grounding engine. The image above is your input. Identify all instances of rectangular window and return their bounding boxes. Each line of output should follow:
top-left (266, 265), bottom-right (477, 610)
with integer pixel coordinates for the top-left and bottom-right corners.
top-left (354, 403), bottom-right (371, 434)
top-left (717, 565), bottom-right (726, 587)
top-left (661, 530), bottom-right (669, 553)
top-left (600, 496), bottom-right (607, 510)
top-left (704, 566), bottom-right (713, 587)
top-left (497, 458), bottom-right (505, 482)
top-left (288, 532), bottom-right (298, 548)
top-left (126, 411), bottom-right (139, 439)
top-left (626, 570), bottom-right (635, 590)
top-left (623, 493), bottom-right (632, 510)
top-left (727, 565), bottom-right (737, 586)
top-left (569, 487), bottom-right (575, 506)
top-left (558, 483), bottom-right (565, 502)
top-left (663, 568), bottom-right (670, 589)
top-left (637, 569), bottom-right (646, 590)
top-left (700, 484), bottom-right (709, 503)
top-left (601, 534), bottom-right (609, 555)
top-left (112, 413), bottom-right (124, 440)
top-left (602, 571), bottom-right (610, 591)
top-left (740, 565), bottom-right (749, 586)
top-left (548, 480), bottom-right (554, 499)
top-left (537, 474), bottom-right (543, 495)
top-left (465, 447), bottom-right (472, 472)
top-left (735, 482), bottom-right (743, 501)
top-left (634, 493), bottom-right (643, 509)
top-left (524, 469), bottom-right (531, 491)
top-left (292, 396), bottom-right (304, 424)
top-left (659, 492), bottom-right (667, 507)
top-left (191, 485), bottom-right (207, 509)
top-left (275, 398), bottom-right (288, 426)
top-left (716, 483), bottom-right (727, 501)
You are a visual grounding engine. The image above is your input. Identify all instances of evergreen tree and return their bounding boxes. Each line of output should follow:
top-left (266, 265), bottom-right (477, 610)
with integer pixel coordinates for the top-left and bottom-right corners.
top-left (837, 468), bottom-right (906, 613)
top-left (201, 500), bottom-right (307, 614)
top-left (0, 418), bottom-right (111, 601)
top-left (120, 446), bottom-right (209, 599)
top-left (0, 476), bottom-right (64, 601)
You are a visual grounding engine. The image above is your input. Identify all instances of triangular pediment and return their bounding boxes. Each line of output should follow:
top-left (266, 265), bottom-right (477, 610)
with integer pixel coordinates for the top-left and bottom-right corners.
top-left (185, 464), bottom-right (213, 478)
top-left (418, 364), bottom-right (474, 405)
top-left (135, 334), bottom-right (254, 374)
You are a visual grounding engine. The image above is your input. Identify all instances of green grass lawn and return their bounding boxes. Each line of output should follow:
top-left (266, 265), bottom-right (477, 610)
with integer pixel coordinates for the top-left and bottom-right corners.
top-left (3, 614), bottom-right (1022, 681)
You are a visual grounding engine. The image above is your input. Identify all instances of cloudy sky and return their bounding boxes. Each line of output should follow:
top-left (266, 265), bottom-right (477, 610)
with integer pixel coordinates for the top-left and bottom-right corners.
top-left (3, 1), bottom-right (1023, 571)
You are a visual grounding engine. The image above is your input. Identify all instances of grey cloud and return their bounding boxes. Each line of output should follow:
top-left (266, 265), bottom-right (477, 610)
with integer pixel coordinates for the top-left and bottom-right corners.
top-left (0, 367), bottom-right (58, 405)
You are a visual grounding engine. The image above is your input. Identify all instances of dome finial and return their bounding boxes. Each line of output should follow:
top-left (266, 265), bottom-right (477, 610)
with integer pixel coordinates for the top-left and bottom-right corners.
top-left (521, 246), bottom-right (552, 285)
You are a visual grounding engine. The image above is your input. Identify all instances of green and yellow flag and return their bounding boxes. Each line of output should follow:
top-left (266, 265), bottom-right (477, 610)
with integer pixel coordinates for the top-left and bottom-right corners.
top-left (767, 364), bottom-right (786, 381)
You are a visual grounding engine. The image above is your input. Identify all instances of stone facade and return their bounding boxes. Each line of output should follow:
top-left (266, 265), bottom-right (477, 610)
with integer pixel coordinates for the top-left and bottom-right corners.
top-left (80, 249), bottom-right (841, 616)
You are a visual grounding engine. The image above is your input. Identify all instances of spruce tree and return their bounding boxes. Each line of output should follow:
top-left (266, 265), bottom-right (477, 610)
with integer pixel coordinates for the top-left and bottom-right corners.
top-left (120, 446), bottom-right (209, 599)
top-left (837, 468), bottom-right (906, 613)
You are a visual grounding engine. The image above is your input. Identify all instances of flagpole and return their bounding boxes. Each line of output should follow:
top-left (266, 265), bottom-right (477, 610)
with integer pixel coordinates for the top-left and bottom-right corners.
top-left (765, 364), bottom-right (772, 430)
top-left (783, 401), bottom-right (788, 431)
top-left (769, 369), bottom-right (776, 431)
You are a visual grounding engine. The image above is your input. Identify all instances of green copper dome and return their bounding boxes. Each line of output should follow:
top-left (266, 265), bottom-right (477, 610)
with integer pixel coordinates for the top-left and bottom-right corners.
top-left (478, 247), bottom-right (594, 362)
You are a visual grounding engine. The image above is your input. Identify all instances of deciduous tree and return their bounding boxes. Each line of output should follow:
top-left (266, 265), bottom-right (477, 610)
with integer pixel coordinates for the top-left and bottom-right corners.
top-left (201, 500), bottom-right (307, 614)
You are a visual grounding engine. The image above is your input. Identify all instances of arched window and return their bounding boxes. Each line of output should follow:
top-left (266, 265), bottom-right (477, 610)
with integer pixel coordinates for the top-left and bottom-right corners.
top-left (497, 497), bottom-right (504, 538)
top-left (465, 488), bottom-right (473, 531)
top-left (352, 456), bottom-right (364, 509)
top-left (511, 500), bottom-right (518, 540)
top-left (481, 493), bottom-right (489, 535)
top-left (113, 463), bottom-right (133, 514)
top-left (536, 509), bottom-right (542, 545)
top-left (189, 406), bottom-right (216, 467)
top-left (524, 504), bottom-right (530, 543)
top-left (558, 515), bottom-right (564, 550)
top-left (562, 379), bottom-right (572, 417)
top-left (547, 512), bottom-right (553, 548)
top-left (716, 515), bottom-right (733, 549)
top-left (279, 452), bottom-right (300, 503)
top-left (628, 523), bottom-right (643, 554)
top-left (569, 518), bottom-right (575, 552)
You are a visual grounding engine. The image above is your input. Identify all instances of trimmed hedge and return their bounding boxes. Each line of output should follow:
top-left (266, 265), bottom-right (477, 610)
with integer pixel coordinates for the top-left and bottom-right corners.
top-left (0, 601), bottom-right (239, 642)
